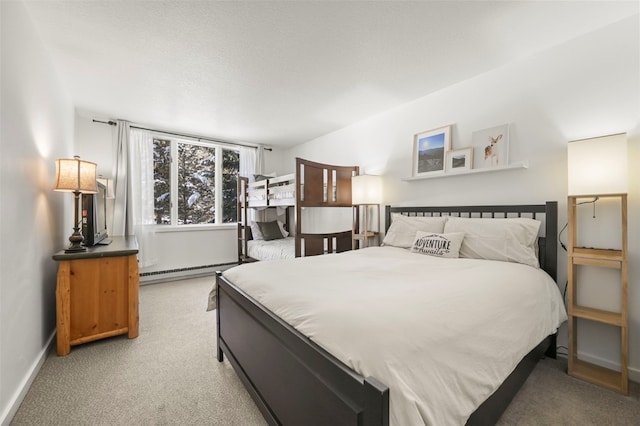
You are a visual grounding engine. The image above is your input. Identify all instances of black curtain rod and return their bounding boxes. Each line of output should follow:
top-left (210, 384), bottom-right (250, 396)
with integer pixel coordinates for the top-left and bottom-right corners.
top-left (93, 119), bottom-right (117, 126)
top-left (92, 119), bottom-right (272, 151)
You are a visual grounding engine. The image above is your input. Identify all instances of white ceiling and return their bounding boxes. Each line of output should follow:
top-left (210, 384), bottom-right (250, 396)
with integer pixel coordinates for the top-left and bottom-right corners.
top-left (24, 1), bottom-right (639, 147)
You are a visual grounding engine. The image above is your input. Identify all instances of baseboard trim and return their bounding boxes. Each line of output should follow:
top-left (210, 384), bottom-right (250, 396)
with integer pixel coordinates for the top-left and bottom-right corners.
top-left (139, 262), bottom-right (236, 285)
top-left (0, 331), bottom-right (56, 426)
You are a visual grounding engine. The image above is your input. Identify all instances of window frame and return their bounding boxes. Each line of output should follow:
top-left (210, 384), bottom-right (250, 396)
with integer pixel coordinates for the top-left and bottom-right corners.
top-left (152, 133), bottom-right (239, 228)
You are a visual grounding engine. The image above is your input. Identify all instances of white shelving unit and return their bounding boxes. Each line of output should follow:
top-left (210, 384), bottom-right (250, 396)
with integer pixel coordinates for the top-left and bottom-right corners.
top-left (401, 161), bottom-right (528, 181)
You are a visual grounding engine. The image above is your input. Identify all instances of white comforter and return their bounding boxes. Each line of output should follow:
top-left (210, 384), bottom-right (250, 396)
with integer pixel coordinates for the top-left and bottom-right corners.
top-left (247, 237), bottom-right (295, 261)
top-left (223, 246), bottom-right (567, 426)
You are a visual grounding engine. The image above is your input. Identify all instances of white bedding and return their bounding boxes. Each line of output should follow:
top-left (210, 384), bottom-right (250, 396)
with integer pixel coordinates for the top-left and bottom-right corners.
top-left (247, 237), bottom-right (295, 261)
top-left (222, 246), bottom-right (567, 426)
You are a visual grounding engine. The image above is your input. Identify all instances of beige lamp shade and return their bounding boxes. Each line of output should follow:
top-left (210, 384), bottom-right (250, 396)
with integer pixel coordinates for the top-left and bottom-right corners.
top-left (53, 156), bottom-right (98, 193)
top-left (567, 133), bottom-right (628, 196)
top-left (352, 174), bottom-right (383, 205)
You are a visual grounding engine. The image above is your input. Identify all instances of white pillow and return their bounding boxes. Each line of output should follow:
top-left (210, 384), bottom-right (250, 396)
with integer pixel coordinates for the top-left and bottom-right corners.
top-left (443, 216), bottom-right (541, 267)
top-left (250, 221), bottom-right (264, 240)
top-left (382, 214), bottom-right (447, 248)
top-left (410, 231), bottom-right (464, 258)
top-left (278, 221), bottom-right (289, 237)
top-left (250, 220), bottom-right (289, 240)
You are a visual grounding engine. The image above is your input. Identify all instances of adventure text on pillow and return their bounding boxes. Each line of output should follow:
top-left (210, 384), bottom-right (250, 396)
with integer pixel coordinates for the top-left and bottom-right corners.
top-left (410, 231), bottom-right (464, 258)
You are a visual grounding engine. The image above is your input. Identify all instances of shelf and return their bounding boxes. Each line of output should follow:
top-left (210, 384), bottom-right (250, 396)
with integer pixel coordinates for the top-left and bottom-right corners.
top-left (570, 305), bottom-right (623, 326)
top-left (401, 161), bottom-right (528, 181)
top-left (571, 247), bottom-right (623, 268)
top-left (569, 358), bottom-right (627, 394)
top-left (571, 257), bottom-right (622, 269)
top-left (352, 231), bottom-right (378, 240)
top-left (570, 193), bottom-right (627, 200)
top-left (572, 247), bottom-right (623, 262)
top-left (567, 193), bottom-right (628, 395)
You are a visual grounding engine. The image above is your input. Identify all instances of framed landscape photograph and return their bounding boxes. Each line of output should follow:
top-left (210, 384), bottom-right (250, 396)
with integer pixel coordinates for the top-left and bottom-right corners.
top-left (446, 147), bottom-right (473, 173)
top-left (412, 125), bottom-right (451, 177)
top-left (472, 124), bottom-right (509, 169)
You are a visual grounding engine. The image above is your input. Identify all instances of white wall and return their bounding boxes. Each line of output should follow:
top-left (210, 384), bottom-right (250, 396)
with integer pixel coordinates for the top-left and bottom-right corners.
top-left (0, 1), bottom-right (75, 423)
top-left (283, 17), bottom-right (640, 380)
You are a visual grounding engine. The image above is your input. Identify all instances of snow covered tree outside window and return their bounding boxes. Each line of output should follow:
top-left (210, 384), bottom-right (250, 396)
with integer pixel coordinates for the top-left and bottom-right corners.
top-left (153, 137), bottom-right (239, 225)
top-left (154, 138), bottom-right (171, 224)
top-left (178, 143), bottom-right (216, 224)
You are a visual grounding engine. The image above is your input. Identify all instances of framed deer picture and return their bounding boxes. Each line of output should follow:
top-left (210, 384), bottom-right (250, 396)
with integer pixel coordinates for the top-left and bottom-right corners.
top-left (472, 124), bottom-right (509, 169)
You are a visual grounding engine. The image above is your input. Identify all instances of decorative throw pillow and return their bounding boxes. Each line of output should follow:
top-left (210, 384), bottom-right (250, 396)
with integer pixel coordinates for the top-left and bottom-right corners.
top-left (251, 220), bottom-right (288, 239)
top-left (250, 221), bottom-right (264, 240)
top-left (382, 214), bottom-right (447, 248)
top-left (257, 221), bottom-right (285, 241)
top-left (410, 231), bottom-right (464, 258)
top-left (443, 216), bottom-right (541, 267)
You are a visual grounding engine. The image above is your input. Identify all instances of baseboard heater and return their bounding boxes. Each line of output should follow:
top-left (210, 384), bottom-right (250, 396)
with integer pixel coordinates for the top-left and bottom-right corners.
top-left (139, 262), bottom-right (236, 284)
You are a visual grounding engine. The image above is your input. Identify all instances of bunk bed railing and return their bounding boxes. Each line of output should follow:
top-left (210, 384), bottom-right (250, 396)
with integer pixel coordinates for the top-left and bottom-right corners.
top-left (237, 159), bottom-right (360, 262)
top-left (295, 158), bottom-right (359, 258)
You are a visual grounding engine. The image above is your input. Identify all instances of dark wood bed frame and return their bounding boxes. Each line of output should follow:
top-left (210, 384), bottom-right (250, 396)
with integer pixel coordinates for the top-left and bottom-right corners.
top-left (237, 158), bottom-right (359, 263)
top-left (217, 201), bottom-right (558, 426)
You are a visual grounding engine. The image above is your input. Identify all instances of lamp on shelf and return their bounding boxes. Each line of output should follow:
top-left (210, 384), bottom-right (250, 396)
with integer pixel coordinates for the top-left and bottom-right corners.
top-left (567, 133), bottom-right (628, 196)
top-left (566, 133), bottom-right (629, 393)
top-left (54, 156), bottom-right (97, 252)
top-left (351, 174), bottom-right (383, 249)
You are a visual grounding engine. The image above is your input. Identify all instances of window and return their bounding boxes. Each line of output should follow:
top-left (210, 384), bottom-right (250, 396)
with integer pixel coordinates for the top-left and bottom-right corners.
top-left (153, 137), bottom-right (239, 225)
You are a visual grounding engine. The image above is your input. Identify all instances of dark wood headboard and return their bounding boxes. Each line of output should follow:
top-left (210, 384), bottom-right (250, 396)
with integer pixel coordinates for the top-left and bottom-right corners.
top-left (385, 202), bottom-right (558, 281)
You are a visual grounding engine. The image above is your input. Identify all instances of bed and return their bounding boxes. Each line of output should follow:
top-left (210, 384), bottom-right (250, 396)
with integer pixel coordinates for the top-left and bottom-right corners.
top-left (217, 201), bottom-right (564, 425)
top-left (237, 157), bottom-right (359, 262)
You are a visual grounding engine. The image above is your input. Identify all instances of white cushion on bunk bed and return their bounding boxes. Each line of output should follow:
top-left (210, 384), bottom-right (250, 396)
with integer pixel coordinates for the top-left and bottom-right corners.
top-left (247, 237), bottom-right (295, 261)
top-left (223, 246), bottom-right (566, 426)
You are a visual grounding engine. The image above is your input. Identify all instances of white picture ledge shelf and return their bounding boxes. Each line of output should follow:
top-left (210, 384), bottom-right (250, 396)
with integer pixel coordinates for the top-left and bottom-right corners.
top-left (402, 161), bottom-right (529, 181)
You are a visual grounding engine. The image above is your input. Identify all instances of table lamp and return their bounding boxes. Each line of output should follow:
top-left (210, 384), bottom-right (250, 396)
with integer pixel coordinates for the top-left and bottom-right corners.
top-left (54, 156), bottom-right (97, 252)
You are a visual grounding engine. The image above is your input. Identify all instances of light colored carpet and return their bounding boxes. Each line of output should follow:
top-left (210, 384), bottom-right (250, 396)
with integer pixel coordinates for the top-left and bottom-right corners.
top-left (11, 276), bottom-right (265, 426)
top-left (10, 276), bottom-right (640, 425)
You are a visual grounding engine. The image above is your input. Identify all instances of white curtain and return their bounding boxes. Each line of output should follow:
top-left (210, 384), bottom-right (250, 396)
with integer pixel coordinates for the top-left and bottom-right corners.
top-left (113, 121), bottom-right (157, 268)
top-left (255, 146), bottom-right (265, 176)
top-left (239, 146), bottom-right (257, 179)
top-left (238, 146), bottom-right (258, 222)
top-left (113, 120), bottom-right (133, 235)
top-left (129, 128), bottom-right (157, 267)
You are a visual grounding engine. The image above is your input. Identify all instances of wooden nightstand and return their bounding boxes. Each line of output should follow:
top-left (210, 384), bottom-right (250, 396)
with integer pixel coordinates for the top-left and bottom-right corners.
top-left (567, 194), bottom-right (628, 394)
top-left (52, 236), bottom-right (139, 356)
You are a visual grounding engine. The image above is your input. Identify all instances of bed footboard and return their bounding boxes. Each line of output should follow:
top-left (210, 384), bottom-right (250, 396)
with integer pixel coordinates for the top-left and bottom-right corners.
top-left (216, 272), bottom-right (389, 426)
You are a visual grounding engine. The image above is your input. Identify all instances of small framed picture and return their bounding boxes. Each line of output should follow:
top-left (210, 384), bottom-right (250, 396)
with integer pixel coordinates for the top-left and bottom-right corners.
top-left (446, 147), bottom-right (473, 173)
top-left (412, 125), bottom-right (452, 177)
top-left (472, 124), bottom-right (509, 169)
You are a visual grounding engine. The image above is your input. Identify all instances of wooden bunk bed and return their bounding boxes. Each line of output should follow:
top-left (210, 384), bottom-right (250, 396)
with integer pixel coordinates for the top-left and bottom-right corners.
top-left (237, 157), bottom-right (359, 263)
top-left (217, 201), bottom-right (562, 426)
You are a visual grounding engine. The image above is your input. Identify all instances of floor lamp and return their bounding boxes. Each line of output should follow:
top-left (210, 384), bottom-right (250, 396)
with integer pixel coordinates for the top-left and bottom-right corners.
top-left (53, 156), bottom-right (97, 252)
top-left (351, 174), bottom-right (383, 249)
